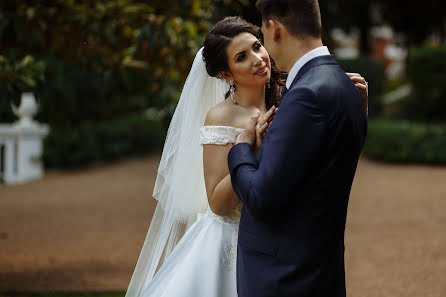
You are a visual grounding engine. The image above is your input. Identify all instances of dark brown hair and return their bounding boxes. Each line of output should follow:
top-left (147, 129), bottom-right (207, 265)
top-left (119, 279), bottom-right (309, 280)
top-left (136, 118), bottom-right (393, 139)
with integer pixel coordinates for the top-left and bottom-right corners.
top-left (202, 16), bottom-right (285, 108)
top-left (256, 0), bottom-right (322, 39)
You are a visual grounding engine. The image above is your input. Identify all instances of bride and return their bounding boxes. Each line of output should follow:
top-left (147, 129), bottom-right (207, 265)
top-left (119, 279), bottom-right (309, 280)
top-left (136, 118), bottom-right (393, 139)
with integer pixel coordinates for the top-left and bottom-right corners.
top-left (125, 16), bottom-right (368, 297)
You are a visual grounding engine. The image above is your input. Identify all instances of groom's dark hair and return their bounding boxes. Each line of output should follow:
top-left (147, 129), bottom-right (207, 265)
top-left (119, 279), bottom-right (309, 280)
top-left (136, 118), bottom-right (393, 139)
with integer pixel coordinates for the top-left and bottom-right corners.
top-left (256, 0), bottom-right (322, 39)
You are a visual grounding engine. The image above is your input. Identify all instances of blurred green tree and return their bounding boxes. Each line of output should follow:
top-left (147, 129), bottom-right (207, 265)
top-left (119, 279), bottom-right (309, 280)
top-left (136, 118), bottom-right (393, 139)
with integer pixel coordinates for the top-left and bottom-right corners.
top-left (379, 0), bottom-right (446, 46)
top-left (318, 0), bottom-right (446, 52)
top-left (0, 0), bottom-right (219, 169)
top-left (318, 0), bottom-right (372, 53)
top-left (0, 0), bottom-right (216, 126)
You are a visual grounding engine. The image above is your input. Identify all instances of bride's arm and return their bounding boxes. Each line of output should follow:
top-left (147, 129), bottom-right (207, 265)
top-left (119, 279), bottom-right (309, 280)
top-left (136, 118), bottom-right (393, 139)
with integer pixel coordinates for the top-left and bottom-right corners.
top-left (202, 106), bottom-right (241, 217)
top-left (203, 144), bottom-right (240, 216)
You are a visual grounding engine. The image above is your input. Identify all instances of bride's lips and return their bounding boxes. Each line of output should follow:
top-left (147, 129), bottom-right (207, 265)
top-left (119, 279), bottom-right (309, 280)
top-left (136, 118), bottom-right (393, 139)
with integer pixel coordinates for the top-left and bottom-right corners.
top-left (254, 65), bottom-right (268, 76)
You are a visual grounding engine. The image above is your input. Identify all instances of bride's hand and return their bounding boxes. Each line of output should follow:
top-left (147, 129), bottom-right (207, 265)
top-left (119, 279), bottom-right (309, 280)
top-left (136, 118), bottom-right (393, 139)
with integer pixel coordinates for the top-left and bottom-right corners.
top-left (255, 105), bottom-right (277, 153)
top-left (347, 72), bottom-right (369, 117)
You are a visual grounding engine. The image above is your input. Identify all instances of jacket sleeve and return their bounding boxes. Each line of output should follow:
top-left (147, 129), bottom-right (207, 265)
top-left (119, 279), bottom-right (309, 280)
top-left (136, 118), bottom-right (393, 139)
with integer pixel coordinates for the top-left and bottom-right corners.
top-left (228, 87), bottom-right (327, 221)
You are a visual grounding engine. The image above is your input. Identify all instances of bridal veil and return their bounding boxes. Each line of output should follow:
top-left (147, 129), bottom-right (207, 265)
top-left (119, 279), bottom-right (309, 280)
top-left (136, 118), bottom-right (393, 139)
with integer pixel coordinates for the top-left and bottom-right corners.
top-left (125, 47), bottom-right (228, 297)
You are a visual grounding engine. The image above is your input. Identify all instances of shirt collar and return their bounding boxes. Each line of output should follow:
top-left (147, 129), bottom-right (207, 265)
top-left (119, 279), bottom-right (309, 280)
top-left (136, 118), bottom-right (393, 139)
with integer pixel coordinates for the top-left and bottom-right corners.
top-left (285, 46), bottom-right (330, 89)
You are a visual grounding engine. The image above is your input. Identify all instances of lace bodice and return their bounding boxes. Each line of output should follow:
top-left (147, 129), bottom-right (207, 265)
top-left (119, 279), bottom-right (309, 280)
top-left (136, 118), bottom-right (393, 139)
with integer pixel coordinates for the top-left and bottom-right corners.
top-left (200, 125), bottom-right (244, 146)
top-left (200, 125), bottom-right (243, 225)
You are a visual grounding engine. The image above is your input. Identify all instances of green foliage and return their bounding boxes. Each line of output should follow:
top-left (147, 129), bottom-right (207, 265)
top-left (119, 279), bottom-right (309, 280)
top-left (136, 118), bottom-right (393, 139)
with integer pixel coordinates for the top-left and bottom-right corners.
top-left (0, 54), bottom-right (45, 122)
top-left (337, 56), bottom-right (386, 117)
top-left (405, 45), bottom-right (446, 122)
top-left (43, 114), bottom-right (166, 169)
top-left (34, 56), bottom-right (151, 128)
top-left (0, 1), bottom-right (216, 170)
top-left (379, 0), bottom-right (446, 45)
top-left (211, 0), bottom-right (260, 25)
top-left (0, 1), bottom-right (215, 104)
top-left (0, 1), bottom-right (216, 125)
top-left (133, 10), bottom-right (213, 108)
top-left (319, 1), bottom-right (446, 51)
top-left (0, 55), bottom-right (45, 91)
top-left (364, 118), bottom-right (446, 164)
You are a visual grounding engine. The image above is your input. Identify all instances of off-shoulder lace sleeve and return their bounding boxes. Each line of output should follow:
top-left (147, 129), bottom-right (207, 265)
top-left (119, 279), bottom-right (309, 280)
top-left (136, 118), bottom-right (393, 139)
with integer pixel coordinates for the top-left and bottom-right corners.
top-left (200, 126), bottom-right (244, 145)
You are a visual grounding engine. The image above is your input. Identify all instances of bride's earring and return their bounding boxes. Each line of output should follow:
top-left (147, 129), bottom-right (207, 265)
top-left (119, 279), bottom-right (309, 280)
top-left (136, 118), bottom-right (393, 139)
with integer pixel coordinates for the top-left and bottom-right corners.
top-left (229, 80), bottom-right (237, 104)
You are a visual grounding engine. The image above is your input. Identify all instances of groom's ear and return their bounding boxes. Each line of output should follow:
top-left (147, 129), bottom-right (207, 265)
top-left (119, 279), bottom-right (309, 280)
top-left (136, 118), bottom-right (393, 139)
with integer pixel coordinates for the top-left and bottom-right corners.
top-left (270, 19), bottom-right (281, 42)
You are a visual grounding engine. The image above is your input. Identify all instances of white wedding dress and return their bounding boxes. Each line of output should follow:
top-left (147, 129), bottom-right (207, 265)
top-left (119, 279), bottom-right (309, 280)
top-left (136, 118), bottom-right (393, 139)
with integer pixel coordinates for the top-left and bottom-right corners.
top-left (139, 125), bottom-right (244, 297)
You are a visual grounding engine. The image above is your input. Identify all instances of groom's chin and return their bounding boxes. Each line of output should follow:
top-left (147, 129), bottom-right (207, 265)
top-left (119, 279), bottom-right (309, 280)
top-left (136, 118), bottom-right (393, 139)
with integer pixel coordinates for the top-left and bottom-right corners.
top-left (266, 48), bottom-right (284, 71)
top-left (272, 56), bottom-right (285, 72)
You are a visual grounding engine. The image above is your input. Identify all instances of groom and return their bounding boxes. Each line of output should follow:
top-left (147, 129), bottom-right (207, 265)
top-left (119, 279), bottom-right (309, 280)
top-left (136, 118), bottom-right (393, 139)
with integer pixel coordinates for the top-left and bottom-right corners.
top-left (228, 1), bottom-right (367, 296)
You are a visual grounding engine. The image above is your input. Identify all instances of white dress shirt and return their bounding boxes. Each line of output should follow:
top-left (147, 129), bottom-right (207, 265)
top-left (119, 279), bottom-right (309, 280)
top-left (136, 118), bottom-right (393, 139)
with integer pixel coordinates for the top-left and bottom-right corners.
top-left (285, 46), bottom-right (331, 89)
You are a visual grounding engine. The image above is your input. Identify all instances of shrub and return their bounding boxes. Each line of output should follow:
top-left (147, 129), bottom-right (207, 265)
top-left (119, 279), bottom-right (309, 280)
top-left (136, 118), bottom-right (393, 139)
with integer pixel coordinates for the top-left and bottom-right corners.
top-left (337, 56), bottom-right (386, 117)
top-left (43, 114), bottom-right (166, 168)
top-left (363, 118), bottom-right (446, 164)
top-left (406, 45), bottom-right (446, 122)
top-left (0, 54), bottom-right (45, 122)
top-left (33, 56), bottom-right (154, 128)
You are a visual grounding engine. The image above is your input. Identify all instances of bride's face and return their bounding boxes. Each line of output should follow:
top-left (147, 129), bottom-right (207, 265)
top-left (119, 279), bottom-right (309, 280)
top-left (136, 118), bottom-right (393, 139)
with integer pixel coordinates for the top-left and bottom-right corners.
top-left (222, 32), bottom-right (271, 88)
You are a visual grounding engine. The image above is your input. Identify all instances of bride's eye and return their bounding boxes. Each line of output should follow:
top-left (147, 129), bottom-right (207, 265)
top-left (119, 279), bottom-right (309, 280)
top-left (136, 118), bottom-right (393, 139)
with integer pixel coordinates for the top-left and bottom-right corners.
top-left (254, 43), bottom-right (262, 51)
top-left (236, 53), bottom-right (246, 62)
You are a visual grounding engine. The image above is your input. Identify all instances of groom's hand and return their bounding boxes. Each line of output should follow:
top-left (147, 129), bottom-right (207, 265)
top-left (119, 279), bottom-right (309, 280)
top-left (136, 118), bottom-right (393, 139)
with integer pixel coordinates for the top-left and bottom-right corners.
top-left (236, 111), bottom-right (260, 148)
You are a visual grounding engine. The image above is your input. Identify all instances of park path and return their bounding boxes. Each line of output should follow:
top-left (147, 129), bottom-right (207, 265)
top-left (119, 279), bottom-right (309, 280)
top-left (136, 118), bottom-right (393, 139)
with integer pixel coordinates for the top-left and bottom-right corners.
top-left (0, 155), bottom-right (445, 296)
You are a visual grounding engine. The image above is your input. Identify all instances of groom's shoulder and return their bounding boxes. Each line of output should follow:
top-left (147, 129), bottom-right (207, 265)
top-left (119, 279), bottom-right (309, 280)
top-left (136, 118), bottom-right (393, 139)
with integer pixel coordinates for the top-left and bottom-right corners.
top-left (306, 61), bottom-right (343, 81)
top-left (296, 61), bottom-right (350, 93)
top-left (287, 63), bottom-right (355, 109)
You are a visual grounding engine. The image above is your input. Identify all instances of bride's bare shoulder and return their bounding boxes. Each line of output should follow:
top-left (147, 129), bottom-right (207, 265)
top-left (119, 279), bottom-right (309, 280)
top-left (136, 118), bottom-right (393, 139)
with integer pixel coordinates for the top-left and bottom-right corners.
top-left (204, 100), bottom-right (237, 126)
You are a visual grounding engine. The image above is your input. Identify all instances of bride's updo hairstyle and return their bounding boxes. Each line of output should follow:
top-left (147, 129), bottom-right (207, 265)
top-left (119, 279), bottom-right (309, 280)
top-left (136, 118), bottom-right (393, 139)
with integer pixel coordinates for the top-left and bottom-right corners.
top-left (202, 16), bottom-right (285, 108)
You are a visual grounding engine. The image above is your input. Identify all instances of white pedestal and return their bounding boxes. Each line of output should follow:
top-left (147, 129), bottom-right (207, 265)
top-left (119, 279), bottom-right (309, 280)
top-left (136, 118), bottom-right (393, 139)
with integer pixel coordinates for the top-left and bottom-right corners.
top-left (0, 122), bottom-right (49, 184)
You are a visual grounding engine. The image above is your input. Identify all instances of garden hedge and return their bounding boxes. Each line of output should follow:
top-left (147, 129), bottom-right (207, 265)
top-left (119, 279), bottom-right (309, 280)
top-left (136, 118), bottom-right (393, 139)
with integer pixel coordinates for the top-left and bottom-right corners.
top-left (43, 114), bottom-right (166, 168)
top-left (364, 118), bottom-right (446, 164)
top-left (406, 45), bottom-right (446, 121)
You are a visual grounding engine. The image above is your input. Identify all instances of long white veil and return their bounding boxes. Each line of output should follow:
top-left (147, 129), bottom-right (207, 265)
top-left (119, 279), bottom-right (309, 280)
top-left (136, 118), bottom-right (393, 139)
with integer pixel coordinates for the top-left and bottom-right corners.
top-left (125, 47), bottom-right (228, 297)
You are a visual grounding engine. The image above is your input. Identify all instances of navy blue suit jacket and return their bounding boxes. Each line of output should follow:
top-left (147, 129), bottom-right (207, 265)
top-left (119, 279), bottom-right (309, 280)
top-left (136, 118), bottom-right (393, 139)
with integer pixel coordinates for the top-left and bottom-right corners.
top-left (228, 55), bottom-right (367, 297)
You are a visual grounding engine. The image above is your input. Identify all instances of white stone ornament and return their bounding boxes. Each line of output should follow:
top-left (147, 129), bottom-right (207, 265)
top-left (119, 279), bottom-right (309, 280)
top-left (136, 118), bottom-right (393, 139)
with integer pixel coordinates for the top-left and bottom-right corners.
top-left (11, 92), bottom-right (39, 128)
top-left (0, 92), bottom-right (50, 184)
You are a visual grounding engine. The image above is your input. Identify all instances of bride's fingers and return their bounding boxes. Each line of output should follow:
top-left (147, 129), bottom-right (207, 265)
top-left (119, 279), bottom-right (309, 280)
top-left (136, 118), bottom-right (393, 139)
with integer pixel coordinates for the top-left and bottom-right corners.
top-left (249, 112), bottom-right (260, 131)
top-left (352, 77), bottom-right (366, 85)
top-left (257, 122), bottom-right (268, 134)
top-left (346, 72), bottom-right (358, 76)
top-left (265, 106), bottom-right (276, 123)
top-left (256, 106), bottom-right (277, 138)
top-left (346, 72), bottom-right (360, 78)
top-left (347, 73), bottom-right (368, 87)
top-left (355, 83), bottom-right (367, 90)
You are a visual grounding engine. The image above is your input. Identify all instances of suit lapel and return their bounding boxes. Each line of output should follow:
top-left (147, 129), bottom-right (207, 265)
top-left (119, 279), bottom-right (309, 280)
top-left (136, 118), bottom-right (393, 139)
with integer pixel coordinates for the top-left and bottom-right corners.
top-left (288, 55), bottom-right (338, 90)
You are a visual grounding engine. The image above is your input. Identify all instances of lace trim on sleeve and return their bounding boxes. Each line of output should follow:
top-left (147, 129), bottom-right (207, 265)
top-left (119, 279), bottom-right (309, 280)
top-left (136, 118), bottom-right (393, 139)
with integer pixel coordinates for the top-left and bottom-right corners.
top-left (200, 126), bottom-right (244, 145)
